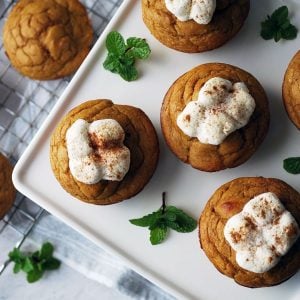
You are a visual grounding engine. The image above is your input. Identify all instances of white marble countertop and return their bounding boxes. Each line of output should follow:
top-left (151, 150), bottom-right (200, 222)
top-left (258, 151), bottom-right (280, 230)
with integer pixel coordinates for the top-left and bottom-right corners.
top-left (0, 212), bottom-right (130, 300)
top-left (0, 258), bottom-right (129, 300)
top-left (0, 209), bottom-right (173, 300)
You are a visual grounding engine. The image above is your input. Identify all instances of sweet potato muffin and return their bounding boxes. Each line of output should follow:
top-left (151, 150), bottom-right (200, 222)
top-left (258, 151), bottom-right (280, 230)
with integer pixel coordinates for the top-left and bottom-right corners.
top-left (282, 50), bottom-right (300, 129)
top-left (0, 153), bottom-right (16, 219)
top-left (142, 0), bottom-right (250, 53)
top-left (161, 63), bottom-right (269, 172)
top-left (3, 0), bottom-right (93, 80)
top-left (199, 177), bottom-right (300, 287)
top-left (50, 99), bottom-right (159, 205)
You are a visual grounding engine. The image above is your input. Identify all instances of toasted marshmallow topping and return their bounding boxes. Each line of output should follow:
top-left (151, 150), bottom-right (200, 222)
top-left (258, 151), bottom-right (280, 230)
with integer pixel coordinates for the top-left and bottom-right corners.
top-left (177, 77), bottom-right (255, 145)
top-left (165, 0), bottom-right (216, 24)
top-left (224, 192), bottom-right (299, 273)
top-left (66, 119), bottom-right (130, 184)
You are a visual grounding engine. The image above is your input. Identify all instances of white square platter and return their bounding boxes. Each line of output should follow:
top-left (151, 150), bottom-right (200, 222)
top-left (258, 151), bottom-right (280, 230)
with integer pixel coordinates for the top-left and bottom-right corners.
top-left (13, 0), bottom-right (300, 299)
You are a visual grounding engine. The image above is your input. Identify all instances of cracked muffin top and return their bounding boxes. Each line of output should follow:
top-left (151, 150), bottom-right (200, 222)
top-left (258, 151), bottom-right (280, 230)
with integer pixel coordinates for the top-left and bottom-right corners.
top-left (50, 99), bottom-right (159, 205)
top-left (199, 177), bottom-right (300, 287)
top-left (3, 0), bottom-right (93, 80)
top-left (161, 63), bottom-right (269, 172)
top-left (282, 50), bottom-right (300, 130)
top-left (142, 0), bottom-right (250, 53)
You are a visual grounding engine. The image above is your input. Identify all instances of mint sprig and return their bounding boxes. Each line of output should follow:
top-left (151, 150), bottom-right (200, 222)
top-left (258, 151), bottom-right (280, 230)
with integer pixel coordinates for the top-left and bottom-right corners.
top-left (261, 6), bottom-right (298, 42)
top-left (8, 242), bottom-right (61, 283)
top-left (130, 192), bottom-right (197, 245)
top-left (283, 157), bottom-right (300, 174)
top-left (103, 31), bottom-right (151, 81)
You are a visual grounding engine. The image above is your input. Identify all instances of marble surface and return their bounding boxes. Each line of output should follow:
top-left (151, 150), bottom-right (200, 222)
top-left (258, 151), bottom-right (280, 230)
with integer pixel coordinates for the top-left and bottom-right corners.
top-left (0, 212), bottom-right (174, 300)
top-left (0, 222), bottom-right (129, 300)
top-left (0, 258), bottom-right (129, 300)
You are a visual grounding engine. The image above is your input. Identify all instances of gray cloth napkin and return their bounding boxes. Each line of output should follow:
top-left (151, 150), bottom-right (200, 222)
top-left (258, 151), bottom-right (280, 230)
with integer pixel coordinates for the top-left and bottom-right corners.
top-left (27, 212), bottom-right (175, 300)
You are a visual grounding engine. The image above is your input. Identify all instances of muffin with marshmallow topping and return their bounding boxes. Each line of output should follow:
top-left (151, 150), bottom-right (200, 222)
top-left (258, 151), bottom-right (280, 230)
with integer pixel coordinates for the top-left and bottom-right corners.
top-left (142, 0), bottom-right (250, 53)
top-left (199, 177), bottom-right (300, 287)
top-left (161, 63), bottom-right (269, 172)
top-left (50, 99), bottom-right (159, 205)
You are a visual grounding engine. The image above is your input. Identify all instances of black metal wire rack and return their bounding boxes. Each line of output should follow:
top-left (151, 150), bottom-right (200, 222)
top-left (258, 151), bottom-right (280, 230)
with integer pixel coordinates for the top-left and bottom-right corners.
top-left (0, 0), bottom-right (123, 275)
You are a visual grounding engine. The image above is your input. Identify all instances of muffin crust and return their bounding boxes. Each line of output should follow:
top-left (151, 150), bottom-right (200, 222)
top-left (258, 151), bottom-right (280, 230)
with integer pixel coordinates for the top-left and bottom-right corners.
top-left (142, 0), bottom-right (250, 53)
top-left (3, 0), bottom-right (93, 80)
top-left (161, 63), bottom-right (269, 172)
top-left (199, 177), bottom-right (300, 287)
top-left (282, 50), bottom-right (300, 129)
top-left (50, 99), bottom-right (159, 205)
top-left (0, 153), bottom-right (15, 219)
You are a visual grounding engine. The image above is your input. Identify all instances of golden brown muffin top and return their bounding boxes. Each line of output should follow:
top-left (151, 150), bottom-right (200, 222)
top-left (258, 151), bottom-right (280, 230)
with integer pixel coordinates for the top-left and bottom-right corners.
top-left (142, 0), bottom-right (250, 53)
top-left (282, 50), bottom-right (300, 129)
top-left (161, 63), bottom-right (269, 171)
top-left (199, 177), bottom-right (300, 287)
top-left (50, 100), bottom-right (159, 205)
top-left (3, 0), bottom-right (93, 80)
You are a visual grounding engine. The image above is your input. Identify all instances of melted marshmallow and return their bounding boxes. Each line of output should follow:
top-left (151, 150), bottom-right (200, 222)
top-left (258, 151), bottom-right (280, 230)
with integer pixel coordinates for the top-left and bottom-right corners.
top-left (165, 0), bottom-right (216, 24)
top-left (66, 119), bottom-right (130, 184)
top-left (224, 192), bottom-right (299, 273)
top-left (177, 77), bottom-right (256, 145)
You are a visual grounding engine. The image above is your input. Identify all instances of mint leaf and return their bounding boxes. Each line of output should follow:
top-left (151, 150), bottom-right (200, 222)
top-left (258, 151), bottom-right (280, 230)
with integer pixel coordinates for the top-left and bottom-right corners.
top-left (37, 262), bottom-right (43, 272)
top-left (274, 30), bottom-right (282, 42)
top-left (130, 211), bottom-right (161, 227)
top-left (126, 38), bottom-right (151, 59)
top-left (103, 53), bottom-right (121, 73)
top-left (281, 24), bottom-right (298, 40)
top-left (167, 221), bottom-right (197, 233)
top-left (260, 6), bottom-right (298, 42)
top-left (118, 64), bottom-right (138, 82)
top-left (32, 251), bottom-right (40, 261)
top-left (27, 269), bottom-right (44, 283)
top-left (103, 31), bottom-right (151, 81)
top-left (284, 157), bottom-right (300, 174)
top-left (9, 248), bottom-right (25, 263)
top-left (39, 242), bottom-right (54, 260)
top-left (103, 53), bottom-right (136, 81)
top-left (148, 215), bottom-right (165, 230)
top-left (123, 53), bottom-right (136, 67)
top-left (261, 18), bottom-right (275, 40)
top-left (8, 242), bottom-right (60, 283)
top-left (22, 257), bottom-right (34, 273)
top-left (42, 258), bottom-right (61, 270)
top-left (105, 31), bottom-right (126, 56)
top-left (13, 263), bottom-right (21, 274)
top-left (130, 193), bottom-right (197, 245)
top-left (281, 19), bottom-right (291, 30)
top-left (166, 206), bottom-right (197, 232)
top-left (164, 211), bottom-right (176, 222)
top-left (150, 225), bottom-right (168, 245)
top-left (271, 6), bottom-right (288, 24)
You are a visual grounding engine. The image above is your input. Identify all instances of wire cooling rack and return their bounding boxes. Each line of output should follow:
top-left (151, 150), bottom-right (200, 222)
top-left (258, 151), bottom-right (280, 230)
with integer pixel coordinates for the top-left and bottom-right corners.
top-left (0, 0), bottom-right (123, 274)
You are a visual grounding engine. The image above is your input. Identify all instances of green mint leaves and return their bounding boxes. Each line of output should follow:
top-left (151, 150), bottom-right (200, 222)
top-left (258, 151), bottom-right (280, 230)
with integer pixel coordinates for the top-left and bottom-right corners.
top-left (106, 31), bottom-right (126, 55)
top-left (103, 31), bottom-right (151, 81)
top-left (130, 192), bottom-right (197, 245)
top-left (8, 242), bottom-right (61, 283)
top-left (261, 6), bottom-right (298, 42)
top-left (283, 157), bottom-right (300, 174)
